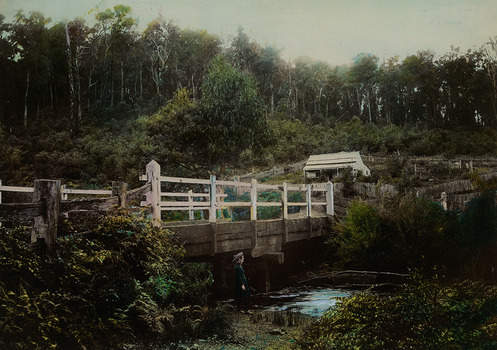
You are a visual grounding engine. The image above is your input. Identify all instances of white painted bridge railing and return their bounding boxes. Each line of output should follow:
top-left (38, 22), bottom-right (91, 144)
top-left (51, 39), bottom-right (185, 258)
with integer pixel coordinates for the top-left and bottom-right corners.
top-left (139, 160), bottom-right (334, 223)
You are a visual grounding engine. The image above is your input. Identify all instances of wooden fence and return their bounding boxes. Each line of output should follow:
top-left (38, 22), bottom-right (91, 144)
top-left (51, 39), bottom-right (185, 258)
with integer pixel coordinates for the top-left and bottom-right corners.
top-left (139, 160), bottom-right (334, 223)
top-left (0, 179), bottom-right (149, 250)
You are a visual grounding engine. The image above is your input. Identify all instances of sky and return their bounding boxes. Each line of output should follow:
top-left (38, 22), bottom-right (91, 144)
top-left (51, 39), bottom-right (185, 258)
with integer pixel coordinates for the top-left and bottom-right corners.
top-left (1, 0), bottom-right (496, 66)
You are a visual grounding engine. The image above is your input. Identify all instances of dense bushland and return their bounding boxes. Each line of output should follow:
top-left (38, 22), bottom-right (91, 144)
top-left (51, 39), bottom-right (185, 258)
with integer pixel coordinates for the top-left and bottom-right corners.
top-left (328, 190), bottom-right (497, 279)
top-left (267, 190), bottom-right (497, 350)
top-left (0, 210), bottom-right (229, 349)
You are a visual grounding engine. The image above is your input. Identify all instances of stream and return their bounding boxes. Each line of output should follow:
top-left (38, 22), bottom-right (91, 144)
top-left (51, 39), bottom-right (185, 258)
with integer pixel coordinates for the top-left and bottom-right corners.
top-left (252, 287), bottom-right (354, 317)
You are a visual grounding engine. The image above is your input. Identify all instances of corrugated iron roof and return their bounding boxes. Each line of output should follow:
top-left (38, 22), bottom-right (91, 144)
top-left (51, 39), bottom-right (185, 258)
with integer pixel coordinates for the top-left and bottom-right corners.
top-left (303, 152), bottom-right (365, 171)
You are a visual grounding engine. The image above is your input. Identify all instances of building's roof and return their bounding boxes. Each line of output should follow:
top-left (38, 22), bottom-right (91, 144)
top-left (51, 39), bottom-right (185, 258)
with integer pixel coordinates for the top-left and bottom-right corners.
top-left (304, 151), bottom-right (366, 171)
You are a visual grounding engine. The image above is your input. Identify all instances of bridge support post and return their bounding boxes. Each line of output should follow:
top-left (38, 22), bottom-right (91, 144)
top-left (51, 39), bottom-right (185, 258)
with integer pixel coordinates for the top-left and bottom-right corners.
top-left (210, 223), bottom-right (218, 255)
top-left (251, 220), bottom-right (258, 252)
top-left (32, 179), bottom-right (61, 251)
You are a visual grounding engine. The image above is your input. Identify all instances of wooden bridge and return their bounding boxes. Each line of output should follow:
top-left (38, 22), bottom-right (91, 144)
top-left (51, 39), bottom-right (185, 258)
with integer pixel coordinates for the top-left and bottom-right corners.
top-left (140, 160), bottom-right (335, 263)
top-left (0, 160), bottom-right (335, 264)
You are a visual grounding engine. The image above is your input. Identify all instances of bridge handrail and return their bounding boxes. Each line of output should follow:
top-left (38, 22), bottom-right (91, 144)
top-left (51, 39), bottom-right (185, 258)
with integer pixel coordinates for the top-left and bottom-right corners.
top-left (140, 160), bottom-right (335, 223)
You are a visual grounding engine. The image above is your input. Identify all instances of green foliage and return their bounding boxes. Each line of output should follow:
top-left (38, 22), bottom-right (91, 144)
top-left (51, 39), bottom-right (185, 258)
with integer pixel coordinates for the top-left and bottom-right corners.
top-left (0, 211), bottom-right (224, 349)
top-left (335, 200), bottom-right (383, 268)
top-left (296, 275), bottom-right (497, 349)
top-left (198, 54), bottom-right (273, 166)
top-left (332, 191), bottom-right (497, 275)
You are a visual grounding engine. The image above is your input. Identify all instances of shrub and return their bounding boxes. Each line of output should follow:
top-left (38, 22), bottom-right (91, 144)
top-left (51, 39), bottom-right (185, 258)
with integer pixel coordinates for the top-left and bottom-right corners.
top-left (296, 275), bottom-right (497, 349)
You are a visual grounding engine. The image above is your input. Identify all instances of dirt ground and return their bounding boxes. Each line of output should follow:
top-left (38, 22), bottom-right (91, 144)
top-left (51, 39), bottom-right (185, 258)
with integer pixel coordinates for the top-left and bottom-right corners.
top-left (170, 308), bottom-right (309, 350)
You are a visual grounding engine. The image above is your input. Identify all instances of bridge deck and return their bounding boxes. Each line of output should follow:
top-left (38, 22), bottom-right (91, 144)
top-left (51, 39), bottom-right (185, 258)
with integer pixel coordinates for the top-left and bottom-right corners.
top-left (164, 216), bottom-right (332, 259)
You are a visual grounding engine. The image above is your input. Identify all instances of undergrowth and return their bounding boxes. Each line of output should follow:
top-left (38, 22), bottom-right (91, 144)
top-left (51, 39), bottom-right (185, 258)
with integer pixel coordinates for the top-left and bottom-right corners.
top-left (0, 210), bottom-right (229, 349)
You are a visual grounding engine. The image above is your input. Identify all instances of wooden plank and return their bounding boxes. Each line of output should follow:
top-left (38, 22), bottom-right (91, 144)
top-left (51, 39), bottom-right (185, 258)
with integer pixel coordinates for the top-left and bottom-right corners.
top-left (62, 188), bottom-right (112, 195)
top-left (0, 185), bottom-right (34, 193)
top-left (257, 184), bottom-right (281, 190)
top-left (216, 179), bottom-right (251, 187)
top-left (160, 176), bottom-right (211, 185)
top-left (61, 197), bottom-right (119, 212)
top-left (161, 202), bottom-right (210, 207)
top-left (217, 202), bottom-right (252, 207)
top-left (161, 207), bottom-right (209, 211)
top-left (0, 203), bottom-right (38, 218)
top-left (161, 192), bottom-right (209, 198)
top-left (256, 202), bottom-right (283, 207)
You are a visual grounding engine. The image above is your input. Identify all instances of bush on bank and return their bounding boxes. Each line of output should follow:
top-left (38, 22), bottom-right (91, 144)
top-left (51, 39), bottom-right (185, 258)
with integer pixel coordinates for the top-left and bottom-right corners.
top-left (0, 210), bottom-right (227, 349)
top-left (296, 275), bottom-right (497, 349)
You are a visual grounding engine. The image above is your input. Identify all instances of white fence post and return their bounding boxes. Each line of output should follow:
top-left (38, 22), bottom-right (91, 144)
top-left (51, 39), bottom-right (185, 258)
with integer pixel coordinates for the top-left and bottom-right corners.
top-left (188, 190), bottom-right (194, 220)
top-left (251, 179), bottom-right (257, 221)
top-left (282, 182), bottom-right (288, 220)
top-left (146, 160), bottom-right (161, 223)
top-left (209, 175), bottom-right (216, 222)
top-left (441, 192), bottom-right (447, 210)
top-left (306, 184), bottom-right (312, 218)
top-left (326, 181), bottom-right (334, 216)
top-left (61, 185), bottom-right (68, 200)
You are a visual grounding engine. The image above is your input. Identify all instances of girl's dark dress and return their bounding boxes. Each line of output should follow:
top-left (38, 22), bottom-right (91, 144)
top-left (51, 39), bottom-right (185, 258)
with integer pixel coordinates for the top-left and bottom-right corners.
top-left (234, 264), bottom-right (250, 311)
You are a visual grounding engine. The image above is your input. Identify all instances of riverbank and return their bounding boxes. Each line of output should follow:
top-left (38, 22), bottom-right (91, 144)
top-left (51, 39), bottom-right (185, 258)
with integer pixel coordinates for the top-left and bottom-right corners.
top-left (168, 307), bottom-right (309, 350)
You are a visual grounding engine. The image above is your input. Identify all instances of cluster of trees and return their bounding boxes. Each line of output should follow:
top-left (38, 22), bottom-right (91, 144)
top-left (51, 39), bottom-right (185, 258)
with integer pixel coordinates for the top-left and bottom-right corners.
top-left (1, 6), bottom-right (497, 134)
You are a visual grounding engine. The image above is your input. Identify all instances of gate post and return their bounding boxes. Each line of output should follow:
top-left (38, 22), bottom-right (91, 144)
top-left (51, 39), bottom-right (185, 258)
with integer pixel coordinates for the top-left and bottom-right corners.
top-left (112, 181), bottom-right (128, 208)
top-left (32, 179), bottom-right (61, 251)
top-left (146, 160), bottom-right (161, 223)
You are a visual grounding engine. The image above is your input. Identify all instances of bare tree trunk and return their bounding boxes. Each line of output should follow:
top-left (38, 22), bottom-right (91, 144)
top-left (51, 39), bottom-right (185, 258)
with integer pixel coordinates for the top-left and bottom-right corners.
top-left (121, 60), bottom-right (124, 102)
top-left (23, 71), bottom-right (30, 128)
top-left (65, 23), bottom-right (76, 137)
top-left (76, 54), bottom-right (82, 133)
top-left (140, 63), bottom-right (143, 99)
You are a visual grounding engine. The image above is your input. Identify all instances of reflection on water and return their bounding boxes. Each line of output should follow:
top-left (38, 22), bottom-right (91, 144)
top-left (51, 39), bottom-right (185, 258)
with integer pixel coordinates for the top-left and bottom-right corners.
top-left (256, 288), bottom-right (353, 317)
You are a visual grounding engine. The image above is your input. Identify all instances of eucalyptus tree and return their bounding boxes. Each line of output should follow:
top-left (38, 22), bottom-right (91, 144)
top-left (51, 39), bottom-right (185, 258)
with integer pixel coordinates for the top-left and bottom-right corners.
top-left (143, 17), bottom-right (180, 99)
top-left (482, 38), bottom-right (497, 129)
top-left (175, 28), bottom-right (221, 100)
top-left (64, 18), bottom-right (92, 137)
top-left (227, 27), bottom-right (261, 72)
top-left (7, 11), bottom-right (52, 128)
top-left (197, 54), bottom-right (272, 166)
top-left (376, 56), bottom-right (400, 125)
top-left (348, 53), bottom-right (380, 124)
top-left (92, 5), bottom-right (136, 108)
top-left (0, 14), bottom-right (17, 125)
top-left (252, 45), bottom-right (285, 114)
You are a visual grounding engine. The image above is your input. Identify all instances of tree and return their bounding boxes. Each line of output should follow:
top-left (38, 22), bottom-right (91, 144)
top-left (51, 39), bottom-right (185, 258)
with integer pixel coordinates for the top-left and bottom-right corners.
top-left (198, 54), bottom-right (272, 166)
top-left (143, 17), bottom-right (179, 98)
top-left (7, 11), bottom-right (52, 128)
top-left (176, 29), bottom-right (221, 100)
top-left (349, 53), bottom-right (379, 124)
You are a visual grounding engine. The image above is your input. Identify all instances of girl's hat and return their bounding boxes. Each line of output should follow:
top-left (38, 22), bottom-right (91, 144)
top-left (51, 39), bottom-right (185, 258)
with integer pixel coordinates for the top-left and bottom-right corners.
top-left (232, 252), bottom-right (244, 263)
